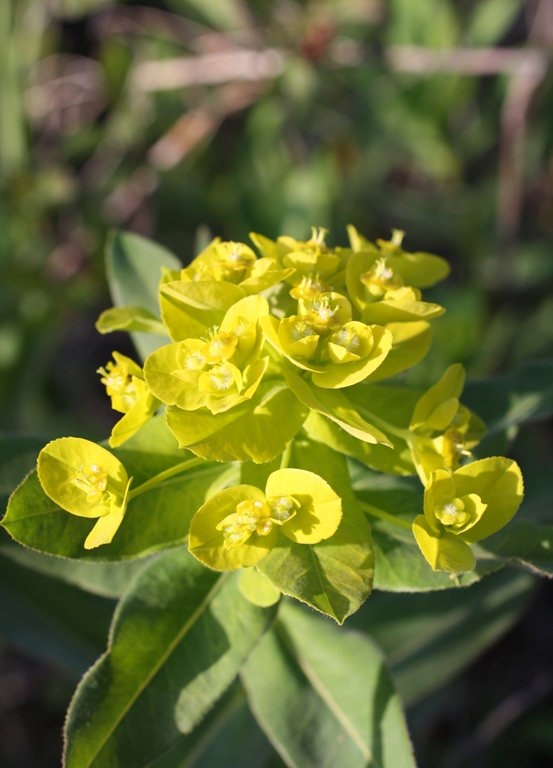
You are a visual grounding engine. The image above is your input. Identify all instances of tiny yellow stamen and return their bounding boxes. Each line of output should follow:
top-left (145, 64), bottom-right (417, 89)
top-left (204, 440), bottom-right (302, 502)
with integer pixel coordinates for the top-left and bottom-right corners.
top-left (309, 227), bottom-right (329, 246)
top-left (361, 258), bottom-right (403, 292)
top-left (442, 428), bottom-right (471, 468)
top-left (71, 464), bottom-right (108, 504)
top-left (98, 361), bottom-right (139, 411)
top-left (216, 499), bottom-right (272, 549)
top-left (333, 327), bottom-right (361, 353)
top-left (201, 327), bottom-right (239, 364)
top-left (291, 320), bottom-right (318, 342)
top-left (303, 296), bottom-right (341, 332)
top-left (207, 363), bottom-right (235, 392)
top-left (290, 272), bottom-right (331, 300)
top-left (435, 498), bottom-right (469, 528)
top-left (267, 495), bottom-right (299, 523)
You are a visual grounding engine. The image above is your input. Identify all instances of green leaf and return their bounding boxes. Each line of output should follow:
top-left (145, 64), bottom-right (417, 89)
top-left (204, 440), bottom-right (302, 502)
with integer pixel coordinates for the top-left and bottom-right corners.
top-left (3, 417), bottom-right (231, 561)
top-left (463, 360), bottom-right (553, 435)
top-left (96, 306), bottom-right (168, 337)
top-left (242, 602), bottom-right (416, 768)
top-left (348, 568), bottom-right (536, 705)
top-left (354, 476), bottom-right (500, 590)
top-left (0, 433), bottom-right (45, 509)
top-left (106, 230), bottom-right (181, 359)
top-left (284, 369), bottom-right (392, 445)
top-left (312, 383), bottom-right (420, 475)
top-left (372, 523), bottom-right (500, 591)
top-left (150, 684), bottom-right (285, 768)
top-left (479, 521), bottom-right (553, 577)
top-left (468, 0), bottom-right (523, 46)
top-left (258, 438), bottom-right (374, 623)
top-left (64, 549), bottom-right (277, 768)
top-left (166, 381), bottom-right (309, 463)
top-left (144, 683), bottom-right (285, 768)
top-left (0, 542), bottom-right (152, 597)
top-left (304, 412), bottom-right (415, 476)
top-left (0, 549), bottom-right (114, 678)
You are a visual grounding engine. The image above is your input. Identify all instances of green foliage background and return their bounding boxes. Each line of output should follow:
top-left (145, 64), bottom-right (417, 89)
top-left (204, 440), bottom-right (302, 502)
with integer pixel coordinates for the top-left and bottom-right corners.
top-left (1, 1), bottom-right (553, 767)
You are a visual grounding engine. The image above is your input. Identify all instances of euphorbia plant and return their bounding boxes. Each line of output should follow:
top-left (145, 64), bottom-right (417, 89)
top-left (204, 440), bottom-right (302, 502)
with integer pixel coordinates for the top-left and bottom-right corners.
top-left (1, 226), bottom-right (532, 768)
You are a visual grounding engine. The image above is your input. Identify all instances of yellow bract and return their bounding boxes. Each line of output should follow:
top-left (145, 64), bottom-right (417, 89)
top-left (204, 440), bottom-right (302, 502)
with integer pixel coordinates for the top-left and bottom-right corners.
top-left (260, 289), bottom-right (393, 390)
top-left (144, 295), bottom-right (269, 416)
top-left (413, 458), bottom-right (524, 573)
top-left (98, 352), bottom-right (161, 448)
top-left (188, 468), bottom-right (342, 571)
top-left (37, 437), bottom-right (132, 549)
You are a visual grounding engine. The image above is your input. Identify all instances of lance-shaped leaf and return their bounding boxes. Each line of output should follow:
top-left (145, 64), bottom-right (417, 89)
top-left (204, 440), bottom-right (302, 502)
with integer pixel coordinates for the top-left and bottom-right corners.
top-left (348, 568), bottom-right (535, 706)
top-left (314, 383), bottom-right (421, 475)
top-left (166, 381), bottom-right (309, 463)
top-left (479, 520), bottom-right (553, 577)
top-left (242, 602), bottom-right (416, 768)
top-left (463, 360), bottom-right (553, 435)
top-left (106, 230), bottom-right (181, 359)
top-left (284, 368), bottom-right (392, 446)
top-left (64, 550), bottom-right (278, 768)
top-left (303, 412), bottom-right (415, 476)
top-left (96, 306), bottom-right (168, 337)
top-left (0, 549), bottom-right (114, 679)
top-left (257, 439), bottom-right (374, 623)
top-left (0, 542), bottom-right (152, 598)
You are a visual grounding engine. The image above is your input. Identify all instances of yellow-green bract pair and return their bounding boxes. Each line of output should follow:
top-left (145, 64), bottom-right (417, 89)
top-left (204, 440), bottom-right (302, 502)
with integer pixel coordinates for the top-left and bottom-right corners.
top-left (261, 292), bottom-right (393, 389)
top-left (413, 457), bottom-right (524, 572)
top-left (98, 352), bottom-right (161, 448)
top-left (407, 363), bottom-right (486, 483)
top-left (144, 295), bottom-right (269, 415)
top-left (189, 468), bottom-right (342, 570)
top-left (37, 438), bottom-right (131, 550)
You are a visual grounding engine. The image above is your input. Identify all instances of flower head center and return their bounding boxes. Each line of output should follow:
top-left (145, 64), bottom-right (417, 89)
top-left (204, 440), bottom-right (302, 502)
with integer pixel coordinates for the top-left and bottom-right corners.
top-left (435, 498), bottom-right (469, 528)
top-left (290, 271), bottom-right (331, 300)
top-left (207, 363), bottom-right (235, 392)
top-left (71, 464), bottom-right (108, 504)
top-left (216, 499), bottom-right (273, 549)
top-left (361, 258), bottom-right (403, 292)
top-left (291, 320), bottom-right (318, 342)
top-left (303, 296), bottom-right (341, 332)
top-left (201, 326), bottom-right (239, 364)
top-left (333, 327), bottom-right (361, 353)
top-left (267, 495), bottom-right (299, 522)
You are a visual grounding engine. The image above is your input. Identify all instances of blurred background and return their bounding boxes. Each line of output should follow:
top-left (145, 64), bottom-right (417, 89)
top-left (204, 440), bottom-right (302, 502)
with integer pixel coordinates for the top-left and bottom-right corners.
top-left (1, 0), bottom-right (553, 766)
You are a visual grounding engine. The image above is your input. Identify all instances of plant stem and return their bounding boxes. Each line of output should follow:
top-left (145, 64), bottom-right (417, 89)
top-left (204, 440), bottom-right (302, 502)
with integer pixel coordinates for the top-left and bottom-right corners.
top-left (127, 457), bottom-right (206, 500)
top-left (358, 499), bottom-right (413, 530)
top-left (279, 441), bottom-right (293, 470)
